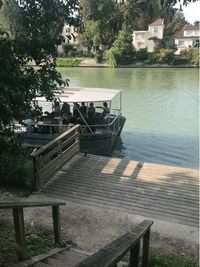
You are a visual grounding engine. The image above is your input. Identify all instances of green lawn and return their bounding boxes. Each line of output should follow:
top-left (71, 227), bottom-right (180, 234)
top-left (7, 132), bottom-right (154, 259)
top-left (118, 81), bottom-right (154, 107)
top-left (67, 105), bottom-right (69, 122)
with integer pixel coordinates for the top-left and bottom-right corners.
top-left (0, 218), bottom-right (57, 266)
top-left (149, 250), bottom-right (198, 267)
top-left (56, 58), bottom-right (82, 67)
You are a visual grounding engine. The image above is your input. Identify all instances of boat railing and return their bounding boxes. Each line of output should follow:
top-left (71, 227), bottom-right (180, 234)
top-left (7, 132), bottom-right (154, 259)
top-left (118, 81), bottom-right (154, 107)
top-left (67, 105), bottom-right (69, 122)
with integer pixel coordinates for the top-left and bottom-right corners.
top-left (17, 109), bottom-right (123, 135)
top-left (80, 110), bottom-right (123, 134)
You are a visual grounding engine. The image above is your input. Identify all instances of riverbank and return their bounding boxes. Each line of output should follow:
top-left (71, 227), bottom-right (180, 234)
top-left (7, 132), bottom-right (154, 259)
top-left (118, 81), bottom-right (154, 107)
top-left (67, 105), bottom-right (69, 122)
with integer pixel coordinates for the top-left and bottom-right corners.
top-left (56, 57), bottom-right (196, 68)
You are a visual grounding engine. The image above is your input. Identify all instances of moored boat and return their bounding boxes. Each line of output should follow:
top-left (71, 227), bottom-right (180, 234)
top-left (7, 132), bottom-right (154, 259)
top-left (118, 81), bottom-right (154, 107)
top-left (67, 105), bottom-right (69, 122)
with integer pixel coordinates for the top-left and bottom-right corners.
top-left (17, 87), bottom-right (126, 156)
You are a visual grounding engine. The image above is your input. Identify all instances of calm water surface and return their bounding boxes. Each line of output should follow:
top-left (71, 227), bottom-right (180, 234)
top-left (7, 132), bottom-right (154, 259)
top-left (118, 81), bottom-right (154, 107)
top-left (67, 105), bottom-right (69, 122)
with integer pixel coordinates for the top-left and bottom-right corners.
top-left (58, 67), bottom-right (199, 169)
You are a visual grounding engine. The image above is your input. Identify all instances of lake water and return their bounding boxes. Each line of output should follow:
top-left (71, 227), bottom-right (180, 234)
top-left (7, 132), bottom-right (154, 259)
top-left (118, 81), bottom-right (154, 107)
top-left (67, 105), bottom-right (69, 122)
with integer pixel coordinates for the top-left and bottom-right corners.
top-left (58, 67), bottom-right (199, 169)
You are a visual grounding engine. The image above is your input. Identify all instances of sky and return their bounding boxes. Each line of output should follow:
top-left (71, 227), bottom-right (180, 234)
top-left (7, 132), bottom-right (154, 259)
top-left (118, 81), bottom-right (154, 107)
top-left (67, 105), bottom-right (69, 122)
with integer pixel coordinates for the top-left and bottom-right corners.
top-left (175, 1), bottom-right (200, 23)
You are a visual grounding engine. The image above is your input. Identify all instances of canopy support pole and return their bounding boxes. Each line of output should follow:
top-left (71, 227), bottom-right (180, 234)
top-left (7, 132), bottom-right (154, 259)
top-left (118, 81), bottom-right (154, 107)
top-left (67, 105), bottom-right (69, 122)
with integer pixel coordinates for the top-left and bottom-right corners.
top-left (75, 105), bottom-right (94, 135)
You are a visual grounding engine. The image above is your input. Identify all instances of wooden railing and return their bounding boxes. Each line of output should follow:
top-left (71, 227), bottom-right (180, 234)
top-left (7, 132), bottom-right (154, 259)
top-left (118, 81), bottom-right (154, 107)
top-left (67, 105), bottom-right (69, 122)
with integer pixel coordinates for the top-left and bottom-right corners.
top-left (0, 201), bottom-right (65, 261)
top-left (31, 124), bottom-right (80, 190)
top-left (76, 220), bottom-right (153, 267)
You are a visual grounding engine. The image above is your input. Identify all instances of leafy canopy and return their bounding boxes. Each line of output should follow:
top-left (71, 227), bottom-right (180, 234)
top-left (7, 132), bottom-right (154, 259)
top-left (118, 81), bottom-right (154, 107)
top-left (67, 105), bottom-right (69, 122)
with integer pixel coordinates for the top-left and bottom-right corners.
top-left (0, 0), bottom-right (79, 183)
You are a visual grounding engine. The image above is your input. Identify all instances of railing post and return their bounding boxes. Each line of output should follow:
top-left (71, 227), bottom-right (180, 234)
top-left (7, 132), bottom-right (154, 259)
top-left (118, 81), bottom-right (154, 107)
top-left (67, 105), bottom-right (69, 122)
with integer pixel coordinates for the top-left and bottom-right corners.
top-left (129, 240), bottom-right (140, 267)
top-left (75, 127), bottom-right (80, 152)
top-left (52, 205), bottom-right (61, 244)
top-left (12, 207), bottom-right (26, 261)
top-left (142, 229), bottom-right (150, 267)
top-left (32, 155), bottom-right (40, 191)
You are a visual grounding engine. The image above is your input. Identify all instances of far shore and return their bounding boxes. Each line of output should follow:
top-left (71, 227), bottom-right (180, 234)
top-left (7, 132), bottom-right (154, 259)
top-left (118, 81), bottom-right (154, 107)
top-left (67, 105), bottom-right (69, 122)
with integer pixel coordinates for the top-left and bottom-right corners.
top-left (27, 58), bottom-right (197, 68)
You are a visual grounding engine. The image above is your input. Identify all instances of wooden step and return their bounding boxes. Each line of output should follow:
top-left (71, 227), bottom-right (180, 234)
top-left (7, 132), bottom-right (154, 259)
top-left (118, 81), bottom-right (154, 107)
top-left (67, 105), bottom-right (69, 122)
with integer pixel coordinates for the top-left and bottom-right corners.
top-left (34, 248), bottom-right (88, 267)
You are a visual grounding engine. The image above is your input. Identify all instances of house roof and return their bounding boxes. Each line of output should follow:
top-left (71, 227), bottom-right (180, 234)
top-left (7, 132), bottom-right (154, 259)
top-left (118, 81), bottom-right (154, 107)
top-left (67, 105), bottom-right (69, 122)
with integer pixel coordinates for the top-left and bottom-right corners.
top-left (149, 18), bottom-right (164, 26)
top-left (185, 24), bottom-right (199, 31)
top-left (174, 24), bottom-right (200, 39)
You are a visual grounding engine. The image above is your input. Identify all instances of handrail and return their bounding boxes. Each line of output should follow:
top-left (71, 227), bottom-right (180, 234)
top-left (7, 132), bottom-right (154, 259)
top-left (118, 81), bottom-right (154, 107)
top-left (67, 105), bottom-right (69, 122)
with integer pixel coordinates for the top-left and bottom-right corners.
top-left (76, 220), bottom-right (153, 267)
top-left (31, 124), bottom-right (80, 190)
top-left (0, 201), bottom-right (65, 209)
top-left (0, 201), bottom-right (65, 261)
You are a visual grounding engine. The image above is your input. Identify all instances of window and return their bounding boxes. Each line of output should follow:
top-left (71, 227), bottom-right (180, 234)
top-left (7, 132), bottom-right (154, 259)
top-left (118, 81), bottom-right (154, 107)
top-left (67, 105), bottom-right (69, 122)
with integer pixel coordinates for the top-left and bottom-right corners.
top-left (154, 27), bottom-right (158, 33)
top-left (178, 40), bottom-right (184, 45)
top-left (185, 30), bottom-right (192, 36)
top-left (195, 30), bottom-right (199, 36)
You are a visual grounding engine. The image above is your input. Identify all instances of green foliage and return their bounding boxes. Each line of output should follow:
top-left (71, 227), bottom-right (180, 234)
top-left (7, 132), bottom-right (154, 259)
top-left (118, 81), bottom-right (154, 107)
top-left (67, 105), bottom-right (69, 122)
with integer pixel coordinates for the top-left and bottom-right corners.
top-left (81, 20), bottom-right (101, 51)
top-left (0, 0), bottom-right (79, 187)
top-left (95, 51), bottom-right (103, 63)
top-left (135, 48), bottom-right (149, 62)
top-left (63, 43), bottom-right (74, 56)
top-left (190, 49), bottom-right (199, 67)
top-left (156, 49), bottom-right (175, 64)
top-left (56, 58), bottom-right (81, 67)
top-left (80, 0), bottom-right (121, 47)
top-left (173, 56), bottom-right (190, 65)
top-left (105, 30), bottom-right (135, 67)
top-left (0, 218), bottom-right (56, 266)
top-left (104, 49), bottom-right (117, 68)
top-left (149, 250), bottom-right (198, 267)
top-left (0, 134), bottom-right (34, 187)
top-left (144, 52), bottom-right (159, 64)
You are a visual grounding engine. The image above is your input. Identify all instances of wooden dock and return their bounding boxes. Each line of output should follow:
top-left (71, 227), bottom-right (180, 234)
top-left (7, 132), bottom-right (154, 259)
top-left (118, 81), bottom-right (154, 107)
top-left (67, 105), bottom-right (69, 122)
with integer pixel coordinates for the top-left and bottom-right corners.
top-left (42, 153), bottom-right (199, 228)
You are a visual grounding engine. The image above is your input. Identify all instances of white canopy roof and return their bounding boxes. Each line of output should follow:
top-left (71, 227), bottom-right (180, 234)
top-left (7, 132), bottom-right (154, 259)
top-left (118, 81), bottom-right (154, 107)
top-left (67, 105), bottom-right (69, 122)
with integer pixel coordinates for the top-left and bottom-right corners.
top-left (36, 87), bottom-right (121, 103)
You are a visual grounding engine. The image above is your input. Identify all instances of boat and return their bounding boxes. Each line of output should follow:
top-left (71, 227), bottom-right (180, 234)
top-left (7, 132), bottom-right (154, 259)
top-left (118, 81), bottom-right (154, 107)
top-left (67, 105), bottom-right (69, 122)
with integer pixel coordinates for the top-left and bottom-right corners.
top-left (17, 87), bottom-right (126, 156)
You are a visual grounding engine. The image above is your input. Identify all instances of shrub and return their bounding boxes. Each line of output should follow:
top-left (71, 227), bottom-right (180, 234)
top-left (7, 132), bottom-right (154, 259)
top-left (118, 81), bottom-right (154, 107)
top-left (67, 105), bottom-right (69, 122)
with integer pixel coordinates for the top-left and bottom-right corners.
top-left (56, 58), bottom-right (81, 67)
top-left (173, 56), bottom-right (190, 65)
top-left (190, 49), bottom-right (199, 67)
top-left (63, 43), bottom-right (73, 56)
top-left (144, 52), bottom-right (159, 64)
top-left (0, 136), bottom-right (34, 188)
top-left (104, 49), bottom-right (117, 67)
top-left (135, 48), bottom-right (149, 62)
top-left (157, 49), bottom-right (175, 64)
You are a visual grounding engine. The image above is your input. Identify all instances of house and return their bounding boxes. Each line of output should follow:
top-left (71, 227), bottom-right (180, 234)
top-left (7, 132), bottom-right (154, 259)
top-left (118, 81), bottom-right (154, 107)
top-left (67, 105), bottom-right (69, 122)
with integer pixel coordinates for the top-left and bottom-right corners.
top-left (174, 22), bottom-right (200, 54)
top-left (58, 24), bottom-right (87, 55)
top-left (132, 18), bottom-right (164, 52)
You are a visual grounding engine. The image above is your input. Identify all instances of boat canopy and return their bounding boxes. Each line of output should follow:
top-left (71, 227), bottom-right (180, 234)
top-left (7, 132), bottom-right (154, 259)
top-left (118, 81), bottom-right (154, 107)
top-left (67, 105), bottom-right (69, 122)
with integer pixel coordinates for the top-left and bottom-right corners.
top-left (36, 87), bottom-right (121, 103)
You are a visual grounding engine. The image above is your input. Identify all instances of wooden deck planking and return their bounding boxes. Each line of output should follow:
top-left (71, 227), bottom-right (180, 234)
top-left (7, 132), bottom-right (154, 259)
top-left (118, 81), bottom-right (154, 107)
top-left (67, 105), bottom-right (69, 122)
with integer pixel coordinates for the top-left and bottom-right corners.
top-left (43, 154), bottom-right (199, 228)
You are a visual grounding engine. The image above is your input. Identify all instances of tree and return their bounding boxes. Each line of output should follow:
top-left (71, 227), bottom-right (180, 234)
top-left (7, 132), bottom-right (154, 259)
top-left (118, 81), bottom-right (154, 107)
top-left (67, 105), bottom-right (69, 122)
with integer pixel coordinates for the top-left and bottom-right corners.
top-left (0, 0), bottom-right (79, 185)
top-left (80, 0), bottom-right (123, 48)
top-left (81, 20), bottom-right (101, 52)
top-left (105, 29), bottom-right (135, 66)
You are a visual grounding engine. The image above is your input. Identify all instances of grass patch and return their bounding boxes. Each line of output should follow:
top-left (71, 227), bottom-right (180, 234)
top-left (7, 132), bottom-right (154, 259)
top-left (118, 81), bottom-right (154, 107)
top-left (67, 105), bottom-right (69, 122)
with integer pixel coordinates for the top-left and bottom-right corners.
top-left (149, 250), bottom-right (198, 267)
top-left (56, 58), bottom-right (81, 67)
top-left (0, 218), bottom-right (64, 266)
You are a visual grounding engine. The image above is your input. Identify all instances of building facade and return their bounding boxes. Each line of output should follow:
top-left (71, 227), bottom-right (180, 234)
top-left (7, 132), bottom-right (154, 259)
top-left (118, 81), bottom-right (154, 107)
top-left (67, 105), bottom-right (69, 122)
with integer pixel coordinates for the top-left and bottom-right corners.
top-left (174, 23), bottom-right (200, 54)
top-left (58, 24), bottom-right (87, 55)
top-left (132, 18), bottom-right (164, 52)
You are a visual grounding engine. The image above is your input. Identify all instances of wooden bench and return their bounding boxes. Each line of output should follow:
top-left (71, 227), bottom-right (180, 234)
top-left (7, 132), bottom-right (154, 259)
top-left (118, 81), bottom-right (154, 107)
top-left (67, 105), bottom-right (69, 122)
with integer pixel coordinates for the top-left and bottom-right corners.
top-left (75, 220), bottom-right (153, 267)
top-left (0, 201), bottom-right (65, 261)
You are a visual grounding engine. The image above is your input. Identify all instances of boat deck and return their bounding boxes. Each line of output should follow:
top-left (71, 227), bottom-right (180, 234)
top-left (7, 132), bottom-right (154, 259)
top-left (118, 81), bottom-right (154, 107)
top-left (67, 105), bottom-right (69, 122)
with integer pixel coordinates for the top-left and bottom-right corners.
top-left (42, 153), bottom-right (199, 228)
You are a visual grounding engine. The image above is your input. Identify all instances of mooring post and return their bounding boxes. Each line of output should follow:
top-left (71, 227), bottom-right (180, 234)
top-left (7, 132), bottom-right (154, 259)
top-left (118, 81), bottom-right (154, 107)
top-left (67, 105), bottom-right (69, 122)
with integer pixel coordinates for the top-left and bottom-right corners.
top-left (12, 207), bottom-right (26, 261)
